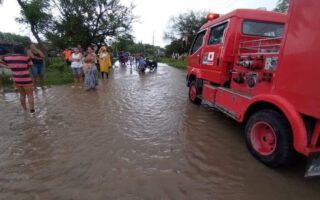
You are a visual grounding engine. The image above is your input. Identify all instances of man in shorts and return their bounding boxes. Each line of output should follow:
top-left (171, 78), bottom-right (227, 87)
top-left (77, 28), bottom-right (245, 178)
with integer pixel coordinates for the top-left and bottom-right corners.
top-left (27, 44), bottom-right (45, 89)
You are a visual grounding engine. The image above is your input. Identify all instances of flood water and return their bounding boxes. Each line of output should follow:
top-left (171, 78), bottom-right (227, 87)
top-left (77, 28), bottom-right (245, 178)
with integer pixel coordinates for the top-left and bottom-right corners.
top-left (0, 63), bottom-right (319, 200)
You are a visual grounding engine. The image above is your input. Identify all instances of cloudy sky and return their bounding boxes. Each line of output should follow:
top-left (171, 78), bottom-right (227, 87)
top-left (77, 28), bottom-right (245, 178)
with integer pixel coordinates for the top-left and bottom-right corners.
top-left (0, 0), bottom-right (279, 47)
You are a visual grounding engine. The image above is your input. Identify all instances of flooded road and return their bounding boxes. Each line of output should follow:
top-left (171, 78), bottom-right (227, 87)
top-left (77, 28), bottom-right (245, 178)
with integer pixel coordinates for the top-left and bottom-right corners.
top-left (0, 63), bottom-right (319, 199)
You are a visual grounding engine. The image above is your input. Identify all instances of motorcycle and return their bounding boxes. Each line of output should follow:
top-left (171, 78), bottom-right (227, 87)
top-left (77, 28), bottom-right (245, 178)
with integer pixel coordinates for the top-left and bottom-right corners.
top-left (146, 59), bottom-right (157, 71)
top-left (119, 55), bottom-right (128, 66)
top-left (137, 57), bottom-right (158, 73)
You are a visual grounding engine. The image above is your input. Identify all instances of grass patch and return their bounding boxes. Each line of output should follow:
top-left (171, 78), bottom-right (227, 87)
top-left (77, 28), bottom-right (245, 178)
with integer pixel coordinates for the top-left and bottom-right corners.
top-left (45, 69), bottom-right (73, 85)
top-left (1, 76), bottom-right (15, 89)
top-left (1, 57), bottom-right (73, 88)
top-left (45, 58), bottom-right (73, 85)
top-left (159, 57), bottom-right (187, 69)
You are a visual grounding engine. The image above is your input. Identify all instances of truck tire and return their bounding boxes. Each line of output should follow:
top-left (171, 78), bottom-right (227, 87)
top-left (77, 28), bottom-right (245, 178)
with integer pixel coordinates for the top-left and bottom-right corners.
top-left (189, 81), bottom-right (202, 105)
top-left (245, 110), bottom-right (295, 167)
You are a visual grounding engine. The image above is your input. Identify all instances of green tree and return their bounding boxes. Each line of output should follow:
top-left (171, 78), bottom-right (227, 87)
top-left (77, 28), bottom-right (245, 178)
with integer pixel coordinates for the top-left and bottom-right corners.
top-left (165, 39), bottom-right (185, 56)
top-left (127, 42), bottom-right (145, 54)
top-left (112, 35), bottom-right (135, 52)
top-left (16, 0), bottom-right (52, 51)
top-left (273, 0), bottom-right (290, 13)
top-left (47, 0), bottom-right (134, 49)
top-left (164, 10), bottom-right (207, 53)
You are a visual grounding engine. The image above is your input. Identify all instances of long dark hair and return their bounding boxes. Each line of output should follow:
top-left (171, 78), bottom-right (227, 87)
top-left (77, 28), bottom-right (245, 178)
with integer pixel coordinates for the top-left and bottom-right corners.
top-left (13, 44), bottom-right (26, 55)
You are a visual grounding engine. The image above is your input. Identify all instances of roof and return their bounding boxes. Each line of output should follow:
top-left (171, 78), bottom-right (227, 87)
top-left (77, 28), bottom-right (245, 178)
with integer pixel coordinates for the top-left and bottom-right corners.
top-left (201, 9), bottom-right (288, 30)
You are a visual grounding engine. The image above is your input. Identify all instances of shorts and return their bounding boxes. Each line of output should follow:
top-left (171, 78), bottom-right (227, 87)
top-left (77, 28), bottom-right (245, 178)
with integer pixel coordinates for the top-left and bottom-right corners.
top-left (16, 86), bottom-right (34, 94)
top-left (31, 63), bottom-right (45, 76)
top-left (71, 67), bottom-right (83, 75)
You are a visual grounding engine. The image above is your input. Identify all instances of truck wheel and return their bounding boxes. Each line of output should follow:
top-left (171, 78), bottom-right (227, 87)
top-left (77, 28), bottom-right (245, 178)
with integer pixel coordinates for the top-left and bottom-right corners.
top-left (189, 81), bottom-right (202, 104)
top-left (245, 110), bottom-right (295, 167)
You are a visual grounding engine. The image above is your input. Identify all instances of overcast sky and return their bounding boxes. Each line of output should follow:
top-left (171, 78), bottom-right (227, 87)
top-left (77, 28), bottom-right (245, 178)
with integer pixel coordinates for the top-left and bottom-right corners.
top-left (0, 0), bottom-right (279, 47)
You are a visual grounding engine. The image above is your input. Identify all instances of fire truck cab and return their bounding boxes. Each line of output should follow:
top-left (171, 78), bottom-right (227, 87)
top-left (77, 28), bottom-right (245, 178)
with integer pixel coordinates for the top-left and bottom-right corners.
top-left (186, 0), bottom-right (320, 176)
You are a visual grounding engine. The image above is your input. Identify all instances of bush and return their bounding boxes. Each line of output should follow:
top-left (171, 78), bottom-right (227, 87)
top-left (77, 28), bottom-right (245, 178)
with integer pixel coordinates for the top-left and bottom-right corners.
top-left (47, 58), bottom-right (67, 73)
top-left (45, 57), bottom-right (73, 85)
top-left (159, 57), bottom-right (187, 69)
top-left (1, 57), bottom-right (73, 89)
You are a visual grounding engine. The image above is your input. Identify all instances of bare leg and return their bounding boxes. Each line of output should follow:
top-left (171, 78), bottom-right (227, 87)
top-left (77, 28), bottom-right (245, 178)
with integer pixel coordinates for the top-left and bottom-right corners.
top-left (76, 75), bottom-right (79, 86)
top-left (18, 87), bottom-right (27, 110)
top-left (36, 76), bottom-right (40, 87)
top-left (26, 87), bottom-right (34, 112)
top-left (39, 75), bottom-right (45, 89)
top-left (73, 75), bottom-right (77, 88)
top-left (33, 77), bottom-right (37, 89)
top-left (78, 74), bottom-right (83, 88)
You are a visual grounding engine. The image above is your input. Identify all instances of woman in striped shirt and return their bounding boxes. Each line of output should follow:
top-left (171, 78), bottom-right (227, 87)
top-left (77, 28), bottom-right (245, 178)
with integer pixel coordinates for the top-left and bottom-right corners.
top-left (0, 44), bottom-right (35, 113)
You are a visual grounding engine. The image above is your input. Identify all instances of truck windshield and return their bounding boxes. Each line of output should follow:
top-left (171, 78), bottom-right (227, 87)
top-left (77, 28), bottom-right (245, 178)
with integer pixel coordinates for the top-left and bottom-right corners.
top-left (242, 20), bottom-right (284, 38)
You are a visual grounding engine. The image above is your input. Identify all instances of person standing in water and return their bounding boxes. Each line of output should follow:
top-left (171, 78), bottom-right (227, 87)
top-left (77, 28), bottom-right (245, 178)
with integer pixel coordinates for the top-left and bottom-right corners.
top-left (83, 46), bottom-right (98, 90)
top-left (27, 44), bottom-right (45, 89)
top-left (70, 47), bottom-right (83, 88)
top-left (98, 46), bottom-right (111, 79)
top-left (0, 45), bottom-right (35, 113)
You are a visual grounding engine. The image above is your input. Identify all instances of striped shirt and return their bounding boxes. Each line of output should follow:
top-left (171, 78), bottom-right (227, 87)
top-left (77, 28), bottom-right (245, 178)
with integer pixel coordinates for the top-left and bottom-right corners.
top-left (3, 54), bottom-right (33, 86)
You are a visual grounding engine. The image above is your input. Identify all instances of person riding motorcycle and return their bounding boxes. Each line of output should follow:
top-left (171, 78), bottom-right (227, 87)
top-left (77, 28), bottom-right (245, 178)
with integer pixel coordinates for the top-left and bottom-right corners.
top-left (119, 51), bottom-right (128, 66)
top-left (137, 54), bottom-right (147, 73)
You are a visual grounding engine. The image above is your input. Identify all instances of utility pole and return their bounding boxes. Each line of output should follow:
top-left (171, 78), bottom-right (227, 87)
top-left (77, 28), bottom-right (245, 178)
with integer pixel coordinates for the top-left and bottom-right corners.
top-left (152, 31), bottom-right (155, 47)
top-left (152, 31), bottom-right (157, 60)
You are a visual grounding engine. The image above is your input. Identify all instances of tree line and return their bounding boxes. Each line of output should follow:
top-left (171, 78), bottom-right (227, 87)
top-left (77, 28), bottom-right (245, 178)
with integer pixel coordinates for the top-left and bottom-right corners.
top-left (15, 0), bottom-right (134, 52)
top-left (164, 0), bottom-right (289, 56)
top-left (1, 0), bottom-right (289, 56)
top-left (0, 32), bottom-right (31, 47)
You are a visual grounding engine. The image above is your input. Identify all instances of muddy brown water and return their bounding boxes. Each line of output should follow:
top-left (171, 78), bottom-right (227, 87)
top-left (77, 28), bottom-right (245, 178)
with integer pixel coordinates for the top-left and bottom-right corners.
top-left (0, 63), bottom-right (319, 200)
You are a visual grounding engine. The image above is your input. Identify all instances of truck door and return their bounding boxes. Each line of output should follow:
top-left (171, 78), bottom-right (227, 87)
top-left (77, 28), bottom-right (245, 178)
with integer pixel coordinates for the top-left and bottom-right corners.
top-left (201, 22), bottom-right (229, 85)
top-left (188, 30), bottom-right (207, 70)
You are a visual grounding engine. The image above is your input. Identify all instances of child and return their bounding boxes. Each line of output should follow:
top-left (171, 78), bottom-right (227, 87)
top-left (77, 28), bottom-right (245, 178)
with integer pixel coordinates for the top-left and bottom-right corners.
top-left (0, 45), bottom-right (35, 113)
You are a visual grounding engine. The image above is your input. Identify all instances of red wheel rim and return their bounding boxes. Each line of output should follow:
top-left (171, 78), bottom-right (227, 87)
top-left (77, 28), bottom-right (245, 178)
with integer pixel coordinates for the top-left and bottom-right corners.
top-left (190, 85), bottom-right (197, 101)
top-left (250, 121), bottom-right (277, 156)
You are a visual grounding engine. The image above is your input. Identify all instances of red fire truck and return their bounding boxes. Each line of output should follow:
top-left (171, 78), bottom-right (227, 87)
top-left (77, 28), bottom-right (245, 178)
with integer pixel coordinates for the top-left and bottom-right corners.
top-left (186, 0), bottom-right (320, 176)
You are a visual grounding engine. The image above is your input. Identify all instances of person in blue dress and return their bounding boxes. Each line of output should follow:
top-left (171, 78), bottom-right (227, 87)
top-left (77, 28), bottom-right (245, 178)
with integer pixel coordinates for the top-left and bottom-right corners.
top-left (83, 46), bottom-right (98, 90)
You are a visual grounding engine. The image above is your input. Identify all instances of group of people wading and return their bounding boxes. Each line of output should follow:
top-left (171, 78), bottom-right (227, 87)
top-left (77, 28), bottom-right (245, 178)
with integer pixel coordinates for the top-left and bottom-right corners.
top-left (0, 44), bottom-right (112, 114)
top-left (64, 45), bottom-right (112, 90)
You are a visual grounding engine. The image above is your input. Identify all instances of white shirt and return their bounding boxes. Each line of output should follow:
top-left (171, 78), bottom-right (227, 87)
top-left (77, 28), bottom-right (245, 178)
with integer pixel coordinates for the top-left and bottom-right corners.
top-left (71, 53), bottom-right (83, 68)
